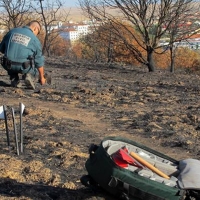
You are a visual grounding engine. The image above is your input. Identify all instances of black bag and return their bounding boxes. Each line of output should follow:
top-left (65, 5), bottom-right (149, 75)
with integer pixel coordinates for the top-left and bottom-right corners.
top-left (81, 136), bottom-right (200, 200)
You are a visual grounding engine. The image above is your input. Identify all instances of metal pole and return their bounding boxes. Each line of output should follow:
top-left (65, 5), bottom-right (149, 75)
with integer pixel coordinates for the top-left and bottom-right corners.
top-left (19, 103), bottom-right (23, 153)
top-left (3, 105), bottom-right (10, 149)
top-left (11, 107), bottom-right (19, 156)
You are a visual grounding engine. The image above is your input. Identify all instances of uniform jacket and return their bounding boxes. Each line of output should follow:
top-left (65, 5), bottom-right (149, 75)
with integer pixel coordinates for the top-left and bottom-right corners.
top-left (0, 26), bottom-right (44, 69)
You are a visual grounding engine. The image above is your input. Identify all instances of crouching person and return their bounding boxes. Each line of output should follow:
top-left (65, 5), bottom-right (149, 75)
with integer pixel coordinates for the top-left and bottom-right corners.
top-left (0, 20), bottom-right (46, 89)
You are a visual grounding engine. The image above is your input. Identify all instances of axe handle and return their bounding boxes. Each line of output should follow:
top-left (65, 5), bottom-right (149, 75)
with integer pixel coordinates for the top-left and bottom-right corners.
top-left (130, 152), bottom-right (170, 179)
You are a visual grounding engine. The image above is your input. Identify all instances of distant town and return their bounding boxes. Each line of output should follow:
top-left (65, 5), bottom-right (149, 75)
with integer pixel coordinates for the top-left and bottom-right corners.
top-left (1, 19), bottom-right (200, 50)
top-left (51, 19), bottom-right (99, 42)
top-left (1, 5), bottom-right (200, 50)
top-left (49, 18), bottom-right (200, 50)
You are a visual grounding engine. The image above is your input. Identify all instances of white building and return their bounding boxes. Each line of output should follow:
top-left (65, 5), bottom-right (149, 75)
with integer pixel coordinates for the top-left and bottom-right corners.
top-left (159, 37), bottom-right (200, 50)
top-left (60, 23), bottom-right (92, 42)
top-left (46, 21), bottom-right (63, 33)
top-left (174, 38), bottom-right (200, 50)
top-left (60, 28), bottom-right (78, 41)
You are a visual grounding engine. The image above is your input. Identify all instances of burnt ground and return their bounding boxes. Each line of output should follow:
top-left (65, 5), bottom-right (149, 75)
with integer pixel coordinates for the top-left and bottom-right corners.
top-left (0, 57), bottom-right (200, 200)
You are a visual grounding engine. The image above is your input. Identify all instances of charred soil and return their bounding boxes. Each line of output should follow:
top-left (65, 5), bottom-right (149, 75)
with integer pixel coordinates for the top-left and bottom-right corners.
top-left (0, 58), bottom-right (200, 199)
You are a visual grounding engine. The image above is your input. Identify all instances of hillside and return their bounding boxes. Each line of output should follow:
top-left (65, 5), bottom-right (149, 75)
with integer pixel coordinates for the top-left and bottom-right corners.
top-left (64, 6), bottom-right (121, 22)
top-left (64, 6), bottom-right (88, 22)
top-left (0, 58), bottom-right (200, 199)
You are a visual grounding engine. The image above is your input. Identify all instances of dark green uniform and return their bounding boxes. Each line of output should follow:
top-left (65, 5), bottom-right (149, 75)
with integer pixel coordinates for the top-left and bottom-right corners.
top-left (0, 26), bottom-right (44, 79)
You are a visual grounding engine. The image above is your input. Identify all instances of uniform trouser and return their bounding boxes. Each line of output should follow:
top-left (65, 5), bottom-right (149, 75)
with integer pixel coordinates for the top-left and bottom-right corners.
top-left (2, 65), bottom-right (38, 80)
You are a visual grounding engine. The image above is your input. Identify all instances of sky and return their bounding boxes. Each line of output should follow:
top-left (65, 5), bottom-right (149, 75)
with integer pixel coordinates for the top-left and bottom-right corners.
top-left (65, 1), bottom-right (80, 7)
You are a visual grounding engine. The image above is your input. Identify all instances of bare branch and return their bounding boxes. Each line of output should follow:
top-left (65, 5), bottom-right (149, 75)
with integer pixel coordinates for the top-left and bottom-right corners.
top-left (31, 0), bottom-right (69, 56)
top-left (79, 0), bottom-right (200, 71)
top-left (0, 0), bottom-right (32, 30)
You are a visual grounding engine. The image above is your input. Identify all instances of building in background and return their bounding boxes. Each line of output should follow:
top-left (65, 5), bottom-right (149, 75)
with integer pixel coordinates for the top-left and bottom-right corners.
top-left (175, 34), bottom-right (200, 49)
top-left (59, 22), bottom-right (95, 42)
top-left (159, 34), bottom-right (200, 50)
top-left (47, 21), bottom-right (63, 33)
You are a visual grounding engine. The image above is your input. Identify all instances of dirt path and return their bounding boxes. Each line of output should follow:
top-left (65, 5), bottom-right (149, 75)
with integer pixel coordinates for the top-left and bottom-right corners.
top-left (3, 95), bottom-right (194, 160)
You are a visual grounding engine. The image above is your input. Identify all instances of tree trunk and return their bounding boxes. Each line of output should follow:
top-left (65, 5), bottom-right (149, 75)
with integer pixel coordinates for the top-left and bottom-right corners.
top-left (169, 46), bottom-right (175, 73)
top-left (147, 49), bottom-right (155, 72)
top-left (107, 42), bottom-right (113, 63)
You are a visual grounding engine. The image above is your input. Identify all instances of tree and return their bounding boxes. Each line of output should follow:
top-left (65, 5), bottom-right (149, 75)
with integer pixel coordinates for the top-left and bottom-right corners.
top-left (79, 25), bottom-right (114, 62)
top-left (166, 11), bottom-right (200, 72)
top-left (79, 0), bottom-right (199, 72)
top-left (0, 0), bottom-right (32, 30)
top-left (48, 32), bottom-right (70, 56)
top-left (78, 21), bottom-right (143, 64)
top-left (32, 0), bottom-right (69, 56)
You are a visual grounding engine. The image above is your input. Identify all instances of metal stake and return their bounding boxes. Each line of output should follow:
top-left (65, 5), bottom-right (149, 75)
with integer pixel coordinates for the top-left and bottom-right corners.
top-left (19, 103), bottom-right (23, 153)
top-left (11, 107), bottom-right (19, 156)
top-left (3, 105), bottom-right (10, 149)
